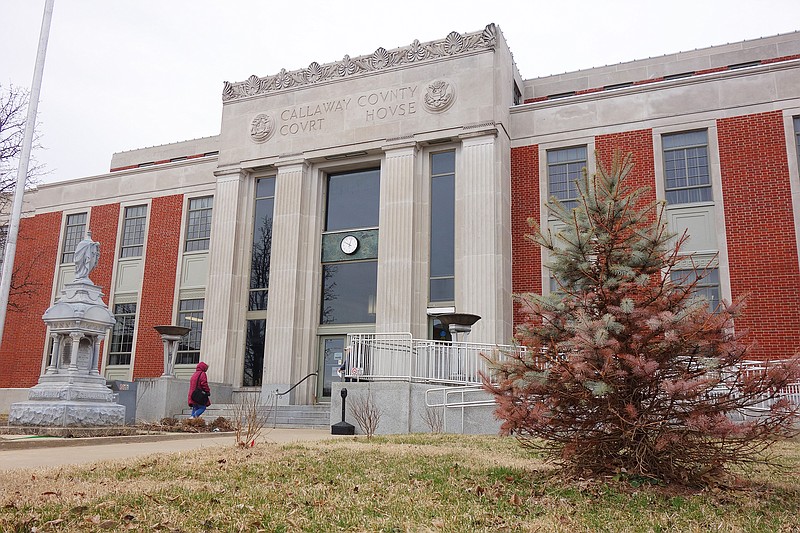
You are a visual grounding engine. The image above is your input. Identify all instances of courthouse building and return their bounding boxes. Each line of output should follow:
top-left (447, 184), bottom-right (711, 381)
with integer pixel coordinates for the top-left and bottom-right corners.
top-left (1, 24), bottom-right (800, 408)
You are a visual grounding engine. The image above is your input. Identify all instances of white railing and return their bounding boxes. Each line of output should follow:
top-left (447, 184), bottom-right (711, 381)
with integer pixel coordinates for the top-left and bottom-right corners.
top-left (345, 334), bottom-right (800, 415)
top-left (345, 333), bottom-right (519, 385)
top-left (425, 385), bottom-right (495, 433)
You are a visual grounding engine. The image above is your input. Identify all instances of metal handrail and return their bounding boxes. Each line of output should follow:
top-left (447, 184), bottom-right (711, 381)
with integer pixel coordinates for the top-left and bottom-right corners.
top-left (272, 372), bottom-right (318, 428)
top-left (276, 372), bottom-right (318, 397)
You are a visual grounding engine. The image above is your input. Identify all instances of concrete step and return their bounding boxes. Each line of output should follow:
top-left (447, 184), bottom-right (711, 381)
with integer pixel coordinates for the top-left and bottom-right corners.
top-left (180, 404), bottom-right (331, 429)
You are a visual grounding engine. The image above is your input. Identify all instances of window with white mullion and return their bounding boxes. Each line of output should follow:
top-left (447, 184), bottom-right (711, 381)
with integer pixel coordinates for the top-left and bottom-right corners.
top-left (663, 131), bottom-right (712, 205)
top-left (120, 205), bottom-right (148, 258)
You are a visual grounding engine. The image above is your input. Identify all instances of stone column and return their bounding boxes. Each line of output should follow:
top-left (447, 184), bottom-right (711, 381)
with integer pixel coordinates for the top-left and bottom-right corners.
top-left (68, 332), bottom-right (83, 372)
top-left (90, 335), bottom-right (101, 376)
top-left (261, 159), bottom-right (313, 404)
top-left (376, 142), bottom-right (419, 335)
top-left (456, 131), bottom-right (513, 345)
top-left (45, 332), bottom-right (60, 374)
top-left (202, 169), bottom-right (247, 384)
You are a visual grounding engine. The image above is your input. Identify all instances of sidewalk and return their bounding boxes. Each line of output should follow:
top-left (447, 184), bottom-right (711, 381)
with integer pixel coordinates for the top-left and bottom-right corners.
top-left (0, 428), bottom-right (336, 471)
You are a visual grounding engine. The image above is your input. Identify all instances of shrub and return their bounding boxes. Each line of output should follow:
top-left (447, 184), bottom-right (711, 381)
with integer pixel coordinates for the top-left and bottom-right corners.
top-left (485, 151), bottom-right (800, 485)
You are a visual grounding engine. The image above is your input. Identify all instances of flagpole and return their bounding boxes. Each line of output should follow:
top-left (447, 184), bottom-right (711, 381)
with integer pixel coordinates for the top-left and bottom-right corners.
top-left (0, 0), bottom-right (56, 347)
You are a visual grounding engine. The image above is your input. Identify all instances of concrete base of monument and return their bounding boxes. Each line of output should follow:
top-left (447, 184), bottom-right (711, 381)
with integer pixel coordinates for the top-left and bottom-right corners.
top-left (8, 401), bottom-right (125, 427)
top-left (9, 376), bottom-right (126, 427)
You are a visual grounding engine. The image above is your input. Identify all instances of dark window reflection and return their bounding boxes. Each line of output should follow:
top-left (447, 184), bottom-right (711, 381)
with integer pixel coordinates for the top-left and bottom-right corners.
top-left (250, 196), bottom-right (274, 290)
top-left (325, 168), bottom-right (380, 231)
top-left (243, 319), bottom-right (266, 386)
top-left (320, 262), bottom-right (377, 324)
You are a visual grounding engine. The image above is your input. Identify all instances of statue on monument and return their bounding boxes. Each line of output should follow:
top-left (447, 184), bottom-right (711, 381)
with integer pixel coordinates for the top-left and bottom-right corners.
top-left (74, 231), bottom-right (100, 282)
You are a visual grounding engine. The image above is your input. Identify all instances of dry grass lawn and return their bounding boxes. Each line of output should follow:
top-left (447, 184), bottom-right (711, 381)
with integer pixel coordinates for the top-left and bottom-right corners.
top-left (1, 434), bottom-right (798, 532)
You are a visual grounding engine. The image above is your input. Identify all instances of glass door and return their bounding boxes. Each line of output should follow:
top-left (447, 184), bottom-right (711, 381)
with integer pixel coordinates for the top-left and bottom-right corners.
top-left (319, 336), bottom-right (346, 400)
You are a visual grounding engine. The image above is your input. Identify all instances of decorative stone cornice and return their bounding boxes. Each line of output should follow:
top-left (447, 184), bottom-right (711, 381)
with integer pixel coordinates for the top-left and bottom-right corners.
top-left (222, 24), bottom-right (497, 102)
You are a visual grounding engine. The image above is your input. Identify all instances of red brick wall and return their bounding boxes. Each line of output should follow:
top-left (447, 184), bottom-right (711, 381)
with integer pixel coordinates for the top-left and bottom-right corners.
top-left (88, 203), bottom-right (120, 371)
top-left (132, 195), bottom-right (184, 379)
top-left (595, 129), bottom-right (656, 208)
top-left (717, 111), bottom-right (800, 360)
top-left (0, 211), bottom-right (61, 387)
top-left (511, 145), bottom-right (541, 328)
top-left (88, 204), bottom-right (120, 297)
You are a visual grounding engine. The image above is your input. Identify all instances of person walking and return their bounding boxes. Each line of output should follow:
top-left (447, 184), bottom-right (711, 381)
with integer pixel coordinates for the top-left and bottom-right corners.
top-left (188, 361), bottom-right (211, 418)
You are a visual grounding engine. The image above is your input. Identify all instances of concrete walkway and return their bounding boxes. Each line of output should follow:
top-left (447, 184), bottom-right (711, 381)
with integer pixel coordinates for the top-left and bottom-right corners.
top-left (0, 428), bottom-right (337, 471)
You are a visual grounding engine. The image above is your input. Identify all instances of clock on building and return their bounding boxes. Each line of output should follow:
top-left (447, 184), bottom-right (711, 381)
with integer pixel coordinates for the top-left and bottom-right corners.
top-left (340, 235), bottom-right (359, 255)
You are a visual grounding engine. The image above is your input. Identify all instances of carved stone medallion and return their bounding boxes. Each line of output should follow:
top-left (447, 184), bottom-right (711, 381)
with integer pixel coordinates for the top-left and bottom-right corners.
top-left (423, 80), bottom-right (456, 113)
top-left (250, 113), bottom-right (275, 143)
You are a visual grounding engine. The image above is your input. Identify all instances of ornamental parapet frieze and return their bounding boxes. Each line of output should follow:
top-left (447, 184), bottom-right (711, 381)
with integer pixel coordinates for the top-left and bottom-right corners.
top-left (223, 24), bottom-right (497, 101)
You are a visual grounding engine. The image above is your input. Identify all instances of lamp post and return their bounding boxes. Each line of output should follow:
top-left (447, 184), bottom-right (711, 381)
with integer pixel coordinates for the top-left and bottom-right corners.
top-left (331, 388), bottom-right (355, 435)
top-left (0, 0), bottom-right (55, 347)
top-left (433, 313), bottom-right (481, 382)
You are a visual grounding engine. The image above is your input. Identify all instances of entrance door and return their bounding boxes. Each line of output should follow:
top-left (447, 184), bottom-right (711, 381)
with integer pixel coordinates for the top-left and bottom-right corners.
top-left (319, 336), bottom-right (346, 400)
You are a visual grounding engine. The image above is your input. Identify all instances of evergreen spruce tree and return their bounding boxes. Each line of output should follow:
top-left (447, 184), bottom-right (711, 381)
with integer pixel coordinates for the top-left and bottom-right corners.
top-left (487, 152), bottom-right (800, 485)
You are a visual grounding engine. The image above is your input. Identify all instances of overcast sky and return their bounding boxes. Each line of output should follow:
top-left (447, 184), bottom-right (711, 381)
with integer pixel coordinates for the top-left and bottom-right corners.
top-left (3, 0), bottom-right (800, 184)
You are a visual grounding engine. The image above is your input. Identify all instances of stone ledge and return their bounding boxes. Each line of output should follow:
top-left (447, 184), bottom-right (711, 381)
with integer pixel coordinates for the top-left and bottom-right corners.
top-left (0, 427), bottom-right (234, 450)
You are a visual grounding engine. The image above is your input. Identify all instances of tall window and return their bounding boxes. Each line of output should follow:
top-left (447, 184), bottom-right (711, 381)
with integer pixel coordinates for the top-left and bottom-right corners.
top-left (320, 168), bottom-right (380, 325)
top-left (243, 319), bottom-right (266, 387)
top-left (794, 117), bottom-right (800, 171)
top-left (547, 146), bottom-right (587, 211)
top-left (249, 178), bottom-right (275, 311)
top-left (430, 151), bottom-right (455, 302)
top-left (243, 178), bottom-right (275, 387)
top-left (61, 212), bottom-right (87, 263)
top-left (184, 197), bottom-right (213, 252)
top-left (120, 205), bottom-right (148, 258)
top-left (109, 303), bottom-right (137, 365)
top-left (176, 298), bottom-right (204, 365)
top-left (671, 268), bottom-right (720, 311)
top-left (663, 130), bottom-right (711, 205)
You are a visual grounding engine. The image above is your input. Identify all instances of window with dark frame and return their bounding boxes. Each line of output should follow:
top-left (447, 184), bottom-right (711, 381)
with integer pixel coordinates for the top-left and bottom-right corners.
top-left (242, 318), bottom-right (266, 387)
top-left (108, 303), bottom-right (137, 365)
top-left (119, 205), bottom-right (148, 258)
top-left (663, 130), bottom-right (712, 205)
top-left (547, 146), bottom-right (587, 211)
top-left (61, 212), bottom-right (87, 264)
top-left (320, 168), bottom-right (380, 325)
top-left (176, 298), bottom-right (204, 365)
top-left (430, 151), bottom-right (455, 303)
top-left (184, 197), bottom-right (213, 252)
top-left (325, 168), bottom-right (381, 231)
top-left (249, 178), bottom-right (275, 312)
top-left (243, 178), bottom-right (275, 388)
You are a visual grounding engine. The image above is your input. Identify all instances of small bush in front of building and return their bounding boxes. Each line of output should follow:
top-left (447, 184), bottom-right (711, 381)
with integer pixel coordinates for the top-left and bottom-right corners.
top-left (210, 416), bottom-right (234, 432)
top-left (182, 417), bottom-right (206, 432)
top-left (349, 389), bottom-right (382, 439)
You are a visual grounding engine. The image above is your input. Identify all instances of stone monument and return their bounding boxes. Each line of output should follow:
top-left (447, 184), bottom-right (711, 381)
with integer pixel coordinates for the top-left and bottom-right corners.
top-left (9, 232), bottom-right (125, 427)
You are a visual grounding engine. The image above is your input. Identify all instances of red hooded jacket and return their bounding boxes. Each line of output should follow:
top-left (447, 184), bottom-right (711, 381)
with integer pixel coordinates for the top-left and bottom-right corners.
top-left (188, 362), bottom-right (211, 407)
